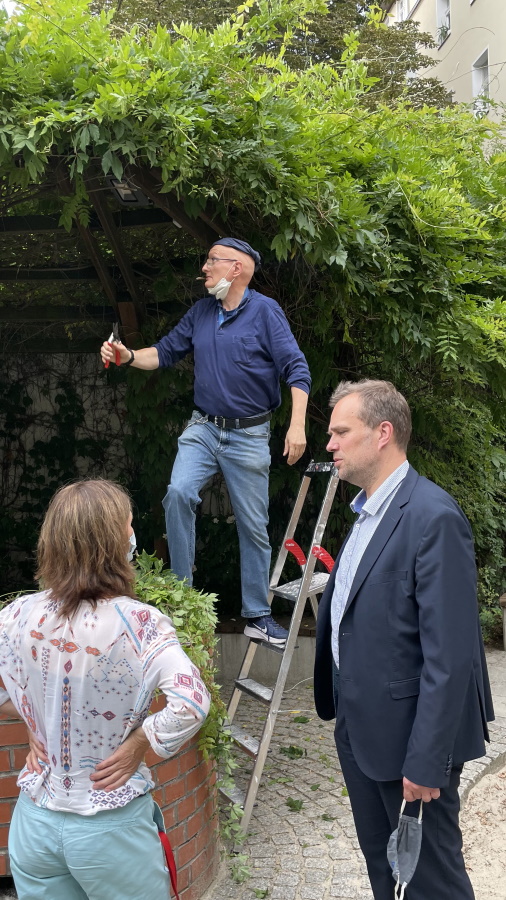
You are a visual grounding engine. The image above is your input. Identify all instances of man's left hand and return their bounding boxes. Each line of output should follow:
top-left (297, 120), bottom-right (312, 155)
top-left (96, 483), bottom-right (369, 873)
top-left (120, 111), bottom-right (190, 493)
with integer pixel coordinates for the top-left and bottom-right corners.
top-left (90, 727), bottom-right (150, 792)
top-left (283, 424), bottom-right (306, 466)
top-left (403, 777), bottom-right (440, 803)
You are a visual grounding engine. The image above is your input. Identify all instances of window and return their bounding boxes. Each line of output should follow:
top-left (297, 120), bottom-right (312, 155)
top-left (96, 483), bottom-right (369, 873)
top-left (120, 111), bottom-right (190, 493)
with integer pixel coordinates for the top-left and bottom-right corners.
top-left (436, 0), bottom-right (451, 45)
top-left (397, 0), bottom-right (408, 21)
top-left (472, 49), bottom-right (490, 115)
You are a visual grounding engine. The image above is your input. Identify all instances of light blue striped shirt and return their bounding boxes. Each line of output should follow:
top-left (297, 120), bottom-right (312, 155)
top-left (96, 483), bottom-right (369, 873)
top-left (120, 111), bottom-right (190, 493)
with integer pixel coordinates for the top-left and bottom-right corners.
top-left (331, 460), bottom-right (410, 668)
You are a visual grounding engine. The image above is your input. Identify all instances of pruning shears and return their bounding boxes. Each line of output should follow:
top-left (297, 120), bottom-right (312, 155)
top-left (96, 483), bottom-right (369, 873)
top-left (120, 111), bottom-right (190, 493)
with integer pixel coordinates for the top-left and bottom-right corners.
top-left (104, 322), bottom-right (121, 368)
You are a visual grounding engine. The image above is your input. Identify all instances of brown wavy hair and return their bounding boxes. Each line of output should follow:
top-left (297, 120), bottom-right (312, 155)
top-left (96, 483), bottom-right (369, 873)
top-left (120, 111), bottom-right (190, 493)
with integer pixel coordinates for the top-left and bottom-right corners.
top-left (36, 480), bottom-right (136, 618)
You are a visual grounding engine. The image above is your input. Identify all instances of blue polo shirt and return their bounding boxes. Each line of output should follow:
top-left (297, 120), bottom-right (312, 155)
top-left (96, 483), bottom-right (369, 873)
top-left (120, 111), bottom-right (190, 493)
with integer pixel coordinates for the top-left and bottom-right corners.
top-left (153, 288), bottom-right (311, 418)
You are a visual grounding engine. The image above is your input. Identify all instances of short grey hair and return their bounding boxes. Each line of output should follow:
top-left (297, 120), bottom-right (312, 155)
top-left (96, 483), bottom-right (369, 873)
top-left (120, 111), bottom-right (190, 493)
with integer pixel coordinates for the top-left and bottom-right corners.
top-left (330, 380), bottom-right (411, 451)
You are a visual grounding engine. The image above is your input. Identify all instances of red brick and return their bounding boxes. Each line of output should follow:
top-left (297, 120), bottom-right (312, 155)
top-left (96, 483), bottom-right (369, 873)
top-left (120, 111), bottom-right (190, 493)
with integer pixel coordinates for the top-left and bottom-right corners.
top-left (179, 747), bottom-right (198, 772)
top-left (176, 836), bottom-right (197, 868)
top-left (169, 823), bottom-right (185, 852)
top-left (150, 694), bottom-right (165, 713)
top-left (161, 805), bottom-right (176, 830)
top-left (156, 758), bottom-right (179, 785)
top-left (186, 810), bottom-right (203, 841)
top-left (152, 788), bottom-right (164, 808)
top-left (185, 764), bottom-right (206, 792)
top-left (0, 751), bottom-right (10, 772)
top-left (177, 794), bottom-right (196, 822)
top-left (144, 748), bottom-right (159, 767)
top-left (0, 853), bottom-right (7, 876)
top-left (12, 747), bottom-right (30, 770)
top-left (196, 821), bottom-right (216, 855)
top-left (176, 863), bottom-right (190, 893)
top-left (203, 797), bottom-right (217, 821)
top-left (195, 783), bottom-right (209, 809)
top-left (190, 847), bottom-right (210, 882)
top-left (0, 802), bottom-right (12, 824)
top-left (163, 782), bottom-right (183, 807)
top-left (0, 775), bottom-right (20, 799)
top-left (0, 723), bottom-right (29, 745)
top-left (0, 826), bottom-right (8, 850)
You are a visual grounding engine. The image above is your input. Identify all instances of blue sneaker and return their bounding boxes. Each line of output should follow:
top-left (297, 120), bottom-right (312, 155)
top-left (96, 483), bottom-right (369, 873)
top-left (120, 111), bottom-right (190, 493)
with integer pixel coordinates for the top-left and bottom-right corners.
top-left (244, 615), bottom-right (289, 646)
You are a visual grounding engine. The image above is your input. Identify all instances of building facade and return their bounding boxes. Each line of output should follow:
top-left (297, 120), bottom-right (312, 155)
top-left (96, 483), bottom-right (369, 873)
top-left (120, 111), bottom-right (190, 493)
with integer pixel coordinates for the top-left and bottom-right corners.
top-left (382, 0), bottom-right (506, 109)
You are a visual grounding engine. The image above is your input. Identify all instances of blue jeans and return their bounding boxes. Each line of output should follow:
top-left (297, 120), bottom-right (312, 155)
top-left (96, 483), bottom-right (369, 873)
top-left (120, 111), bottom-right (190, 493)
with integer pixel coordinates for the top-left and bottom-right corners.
top-left (163, 411), bottom-right (272, 618)
top-left (9, 791), bottom-right (170, 900)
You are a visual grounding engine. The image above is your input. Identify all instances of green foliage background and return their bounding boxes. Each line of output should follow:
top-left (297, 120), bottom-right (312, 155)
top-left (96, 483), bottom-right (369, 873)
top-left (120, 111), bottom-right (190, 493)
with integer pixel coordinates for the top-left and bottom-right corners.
top-left (0, 0), bottom-right (505, 637)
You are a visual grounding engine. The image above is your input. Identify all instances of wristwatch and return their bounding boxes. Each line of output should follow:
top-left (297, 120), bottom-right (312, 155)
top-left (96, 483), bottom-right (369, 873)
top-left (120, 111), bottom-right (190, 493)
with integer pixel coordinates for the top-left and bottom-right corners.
top-left (123, 349), bottom-right (135, 367)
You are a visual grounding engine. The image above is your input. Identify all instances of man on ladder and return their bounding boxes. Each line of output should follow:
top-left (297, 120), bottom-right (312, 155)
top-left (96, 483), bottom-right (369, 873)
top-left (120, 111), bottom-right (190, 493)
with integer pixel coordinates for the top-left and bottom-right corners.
top-left (100, 237), bottom-right (311, 646)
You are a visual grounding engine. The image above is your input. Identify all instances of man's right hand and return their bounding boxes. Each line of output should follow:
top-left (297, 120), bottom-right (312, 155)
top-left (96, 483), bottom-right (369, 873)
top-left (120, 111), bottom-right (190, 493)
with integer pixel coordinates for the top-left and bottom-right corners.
top-left (100, 339), bottom-right (130, 367)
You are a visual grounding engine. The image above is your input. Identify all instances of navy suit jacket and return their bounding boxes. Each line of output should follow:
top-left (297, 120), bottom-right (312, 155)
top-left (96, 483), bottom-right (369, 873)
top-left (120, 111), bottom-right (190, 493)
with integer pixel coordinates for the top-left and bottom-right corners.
top-left (314, 465), bottom-right (494, 788)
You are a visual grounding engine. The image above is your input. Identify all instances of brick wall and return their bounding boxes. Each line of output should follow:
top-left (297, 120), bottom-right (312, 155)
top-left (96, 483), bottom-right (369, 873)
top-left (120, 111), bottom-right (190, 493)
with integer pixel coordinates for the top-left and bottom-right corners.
top-left (0, 701), bottom-right (219, 898)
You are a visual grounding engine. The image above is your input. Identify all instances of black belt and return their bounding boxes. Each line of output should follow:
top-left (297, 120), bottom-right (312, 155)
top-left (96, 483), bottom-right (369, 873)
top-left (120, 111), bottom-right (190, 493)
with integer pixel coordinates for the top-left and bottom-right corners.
top-left (195, 408), bottom-right (271, 429)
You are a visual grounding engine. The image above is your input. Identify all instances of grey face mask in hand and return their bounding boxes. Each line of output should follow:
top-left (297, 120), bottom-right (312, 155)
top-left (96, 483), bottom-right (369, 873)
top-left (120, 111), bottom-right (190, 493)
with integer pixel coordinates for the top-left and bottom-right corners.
top-left (387, 799), bottom-right (423, 899)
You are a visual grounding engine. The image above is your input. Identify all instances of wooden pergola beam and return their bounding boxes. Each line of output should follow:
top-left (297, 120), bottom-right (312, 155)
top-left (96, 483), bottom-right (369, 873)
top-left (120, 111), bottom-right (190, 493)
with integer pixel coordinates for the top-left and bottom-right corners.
top-left (0, 299), bottom-right (186, 324)
top-left (0, 262), bottom-right (160, 281)
top-left (0, 209), bottom-right (172, 234)
top-left (0, 338), bottom-right (104, 354)
top-left (86, 173), bottom-right (143, 327)
top-left (54, 164), bottom-right (127, 330)
top-left (127, 166), bottom-right (222, 248)
top-left (0, 304), bottom-right (116, 322)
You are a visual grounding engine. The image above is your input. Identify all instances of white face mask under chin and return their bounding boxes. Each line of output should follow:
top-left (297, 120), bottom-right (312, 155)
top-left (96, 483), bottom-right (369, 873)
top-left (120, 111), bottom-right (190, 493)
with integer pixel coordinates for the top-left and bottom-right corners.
top-left (207, 277), bottom-right (233, 301)
top-left (206, 262), bottom-right (236, 301)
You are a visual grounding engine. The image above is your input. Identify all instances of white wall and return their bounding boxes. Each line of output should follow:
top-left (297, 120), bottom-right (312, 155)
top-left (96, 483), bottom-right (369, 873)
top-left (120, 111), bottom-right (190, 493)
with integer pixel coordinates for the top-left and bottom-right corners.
top-left (383, 0), bottom-right (506, 108)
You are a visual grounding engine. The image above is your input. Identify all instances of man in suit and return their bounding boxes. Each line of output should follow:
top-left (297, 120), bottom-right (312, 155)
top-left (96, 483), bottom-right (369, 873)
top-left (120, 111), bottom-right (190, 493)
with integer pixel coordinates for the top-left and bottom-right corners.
top-left (314, 379), bottom-right (494, 900)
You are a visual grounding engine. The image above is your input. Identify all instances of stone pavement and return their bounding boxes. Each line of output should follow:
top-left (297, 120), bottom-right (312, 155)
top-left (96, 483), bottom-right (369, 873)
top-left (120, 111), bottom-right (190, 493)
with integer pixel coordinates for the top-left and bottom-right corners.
top-left (0, 650), bottom-right (505, 900)
top-left (203, 648), bottom-right (506, 900)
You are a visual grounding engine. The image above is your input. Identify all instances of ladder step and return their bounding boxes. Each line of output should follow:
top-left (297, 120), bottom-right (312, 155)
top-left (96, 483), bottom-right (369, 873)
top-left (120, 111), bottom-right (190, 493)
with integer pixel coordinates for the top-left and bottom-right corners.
top-left (271, 571), bottom-right (329, 600)
top-left (219, 783), bottom-right (245, 808)
top-left (235, 677), bottom-right (273, 705)
top-left (228, 724), bottom-right (260, 758)
top-left (250, 637), bottom-right (287, 654)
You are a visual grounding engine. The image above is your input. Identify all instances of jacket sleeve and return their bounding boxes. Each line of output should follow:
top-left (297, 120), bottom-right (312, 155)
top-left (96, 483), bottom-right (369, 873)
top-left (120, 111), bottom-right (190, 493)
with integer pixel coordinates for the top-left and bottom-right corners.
top-left (264, 306), bottom-right (311, 394)
top-left (152, 305), bottom-right (197, 369)
top-left (402, 505), bottom-right (480, 787)
top-left (140, 614), bottom-right (210, 759)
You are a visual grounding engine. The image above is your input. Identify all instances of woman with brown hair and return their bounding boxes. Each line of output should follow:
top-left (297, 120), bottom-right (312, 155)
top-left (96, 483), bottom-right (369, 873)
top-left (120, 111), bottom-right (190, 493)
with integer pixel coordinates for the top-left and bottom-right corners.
top-left (0, 479), bottom-right (210, 900)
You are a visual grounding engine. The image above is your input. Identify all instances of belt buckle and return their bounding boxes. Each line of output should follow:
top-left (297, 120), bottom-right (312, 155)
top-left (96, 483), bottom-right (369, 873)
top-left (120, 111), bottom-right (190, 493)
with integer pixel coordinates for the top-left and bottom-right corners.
top-left (213, 415), bottom-right (221, 427)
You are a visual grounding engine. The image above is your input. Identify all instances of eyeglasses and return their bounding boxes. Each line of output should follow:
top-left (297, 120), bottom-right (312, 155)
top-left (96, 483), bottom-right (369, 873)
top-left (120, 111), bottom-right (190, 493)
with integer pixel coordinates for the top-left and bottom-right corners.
top-left (203, 256), bottom-right (237, 268)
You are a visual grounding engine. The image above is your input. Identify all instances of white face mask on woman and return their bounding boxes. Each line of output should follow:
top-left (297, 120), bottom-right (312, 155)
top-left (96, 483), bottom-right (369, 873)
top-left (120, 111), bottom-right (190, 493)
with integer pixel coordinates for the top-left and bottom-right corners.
top-left (127, 531), bottom-right (137, 562)
top-left (207, 263), bottom-right (236, 301)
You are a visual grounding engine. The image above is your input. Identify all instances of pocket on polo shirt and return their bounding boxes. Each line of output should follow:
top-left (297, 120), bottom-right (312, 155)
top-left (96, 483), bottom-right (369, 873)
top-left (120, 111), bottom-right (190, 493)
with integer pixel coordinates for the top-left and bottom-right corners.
top-left (231, 336), bottom-right (257, 364)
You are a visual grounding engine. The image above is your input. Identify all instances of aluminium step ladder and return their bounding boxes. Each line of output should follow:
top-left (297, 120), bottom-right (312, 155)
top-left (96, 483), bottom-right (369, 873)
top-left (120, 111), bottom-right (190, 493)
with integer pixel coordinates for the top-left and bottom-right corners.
top-left (219, 461), bottom-right (340, 836)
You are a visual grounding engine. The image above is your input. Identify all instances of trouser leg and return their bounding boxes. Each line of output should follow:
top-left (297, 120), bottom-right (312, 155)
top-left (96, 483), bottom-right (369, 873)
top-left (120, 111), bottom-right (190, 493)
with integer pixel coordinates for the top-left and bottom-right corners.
top-left (378, 769), bottom-right (474, 900)
top-left (334, 704), bottom-right (474, 900)
top-left (334, 714), bottom-right (395, 900)
top-left (163, 414), bottom-right (220, 584)
top-left (9, 794), bottom-right (88, 900)
top-left (65, 794), bottom-right (171, 900)
top-left (218, 422), bottom-right (271, 618)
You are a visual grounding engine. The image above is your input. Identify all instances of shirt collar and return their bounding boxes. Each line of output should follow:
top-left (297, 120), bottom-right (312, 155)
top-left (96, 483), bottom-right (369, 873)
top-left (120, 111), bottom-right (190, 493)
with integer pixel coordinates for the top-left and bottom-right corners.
top-left (217, 286), bottom-right (251, 312)
top-left (350, 460), bottom-right (409, 518)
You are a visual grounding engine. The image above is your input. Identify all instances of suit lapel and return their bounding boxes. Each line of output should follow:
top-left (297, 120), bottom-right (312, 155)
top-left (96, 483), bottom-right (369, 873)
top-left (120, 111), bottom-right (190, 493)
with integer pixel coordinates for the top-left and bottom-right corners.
top-left (341, 466), bottom-right (419, 617)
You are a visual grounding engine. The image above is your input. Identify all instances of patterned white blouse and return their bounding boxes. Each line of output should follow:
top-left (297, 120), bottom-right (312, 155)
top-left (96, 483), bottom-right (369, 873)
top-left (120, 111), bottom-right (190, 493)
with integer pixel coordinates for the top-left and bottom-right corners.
top-left (0, 590), bottom-right (210, 815)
